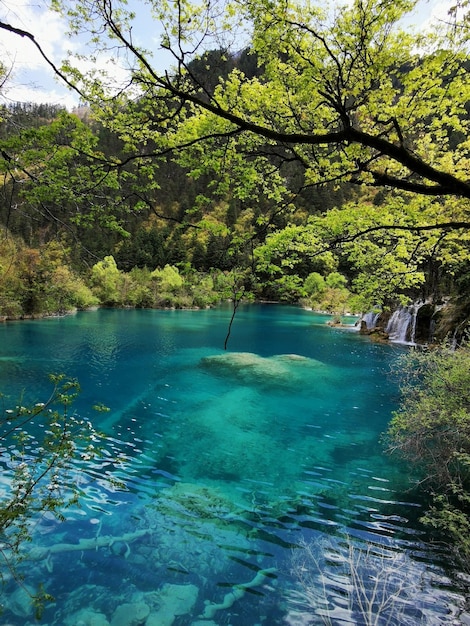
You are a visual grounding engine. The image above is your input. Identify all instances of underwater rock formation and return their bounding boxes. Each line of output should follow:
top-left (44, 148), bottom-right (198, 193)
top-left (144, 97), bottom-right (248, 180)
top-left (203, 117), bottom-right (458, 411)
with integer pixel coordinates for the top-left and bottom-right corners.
top-left (145, 583), bottom-right (198, 626)
top-left (110, 601), bottom-right (150, 626)
top-left (62, 585), bottom-right (198, 626)
top-left (145, 482), bottom-right (253, 576)
top-left (154, 482), bottom-right (240, 521)
top-left (200, 567), bottom-right (276, 619)
top-left (200, 351), bottom-right (329, 388)
top-left (27, 529), bottom-right (150, 564)
top-left (65, 607), bottom-right (110, 626)
top-left (154, 353), bottom-right (341, 506)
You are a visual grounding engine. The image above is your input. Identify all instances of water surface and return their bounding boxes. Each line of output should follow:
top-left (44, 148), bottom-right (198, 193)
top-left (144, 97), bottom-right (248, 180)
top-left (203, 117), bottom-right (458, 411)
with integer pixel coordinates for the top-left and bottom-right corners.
top-left (0, 305), bottom-right (464, 624)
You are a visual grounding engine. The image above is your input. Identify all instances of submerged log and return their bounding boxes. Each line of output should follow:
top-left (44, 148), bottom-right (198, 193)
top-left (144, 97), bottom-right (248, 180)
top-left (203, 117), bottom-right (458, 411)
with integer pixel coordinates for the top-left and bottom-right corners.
top-left (200, 567), bottom-right (276, 619)
top-left (26, 528), bottom-right (150, 562)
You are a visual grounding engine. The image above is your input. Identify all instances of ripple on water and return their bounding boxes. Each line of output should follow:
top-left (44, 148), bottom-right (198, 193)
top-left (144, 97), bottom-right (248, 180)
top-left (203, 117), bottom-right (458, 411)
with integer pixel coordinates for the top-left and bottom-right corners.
top-left (0, 307), bottom-right (466, 625)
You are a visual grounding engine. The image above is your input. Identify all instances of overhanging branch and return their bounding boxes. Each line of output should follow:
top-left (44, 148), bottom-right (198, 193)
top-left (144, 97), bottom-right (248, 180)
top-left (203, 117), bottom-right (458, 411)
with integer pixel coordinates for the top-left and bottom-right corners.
top-left (2, 17), bottom-right (470, 201)
top-left (332, 221), bottom-right (470, 245)
top-left (0, 22), bottom-right (87, 101)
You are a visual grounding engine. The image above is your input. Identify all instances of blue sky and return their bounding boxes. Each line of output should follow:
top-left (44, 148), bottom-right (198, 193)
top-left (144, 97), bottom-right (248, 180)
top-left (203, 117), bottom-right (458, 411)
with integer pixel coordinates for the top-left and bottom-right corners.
top-left (0, 0), bottom-right (172, 108)
top-left (0, 0), bottom-right (454, 110)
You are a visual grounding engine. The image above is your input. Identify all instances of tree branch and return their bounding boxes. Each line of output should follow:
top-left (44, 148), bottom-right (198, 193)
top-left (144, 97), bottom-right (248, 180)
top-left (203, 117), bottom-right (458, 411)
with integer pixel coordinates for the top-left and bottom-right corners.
top-left (2, 16), bottom-right (470, 200)
top-left (332, 221), bottom-right (470, 245)
top-left (0, 21), bottom-right (87, 101)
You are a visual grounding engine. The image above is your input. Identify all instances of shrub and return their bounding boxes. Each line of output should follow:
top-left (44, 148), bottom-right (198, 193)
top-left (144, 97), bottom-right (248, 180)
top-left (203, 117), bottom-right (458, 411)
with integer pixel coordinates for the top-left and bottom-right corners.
top-left (386, 343), bottom-right (470, 571)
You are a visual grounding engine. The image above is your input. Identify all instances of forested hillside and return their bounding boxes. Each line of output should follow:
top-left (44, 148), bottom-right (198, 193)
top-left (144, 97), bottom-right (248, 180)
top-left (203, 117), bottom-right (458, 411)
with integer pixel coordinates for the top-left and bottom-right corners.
top-left (0, 85), bottom-right (359, 316)
top-left (1, 57), bottom-right (469, 332)
top-left (0, 0), bottom-right (469, 331)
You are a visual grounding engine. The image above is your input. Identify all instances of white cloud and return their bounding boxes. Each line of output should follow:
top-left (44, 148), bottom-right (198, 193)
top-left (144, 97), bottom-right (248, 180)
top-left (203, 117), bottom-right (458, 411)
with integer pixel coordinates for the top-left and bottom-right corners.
top-left (405, 0), bottom-right (465, 33)
top-left (0, 1), bottom-right (72, 68)
top-left (0, 0), bottom-right (80, 106)
top-left (1, 73), bottom-right (79, 109)
top-left (0, 0), bottom-right (162, 108)
top-left (428, 0), bottom-right (455, 22)
top-left (418, 0), bottom-right (453, 30)
top-left (0, 0), bottom-right (139, 108)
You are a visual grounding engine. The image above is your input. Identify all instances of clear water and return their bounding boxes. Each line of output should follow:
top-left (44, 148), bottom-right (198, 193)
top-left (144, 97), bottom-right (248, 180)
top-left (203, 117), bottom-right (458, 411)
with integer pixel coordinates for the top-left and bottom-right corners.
top-left (0, 305), bottom-right (465, 625)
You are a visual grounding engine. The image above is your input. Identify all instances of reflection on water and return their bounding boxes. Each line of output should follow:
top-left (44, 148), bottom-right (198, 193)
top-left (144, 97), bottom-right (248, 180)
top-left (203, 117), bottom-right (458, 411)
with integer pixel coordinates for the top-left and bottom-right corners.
top-left (0, 306), bottom-right (466, 624)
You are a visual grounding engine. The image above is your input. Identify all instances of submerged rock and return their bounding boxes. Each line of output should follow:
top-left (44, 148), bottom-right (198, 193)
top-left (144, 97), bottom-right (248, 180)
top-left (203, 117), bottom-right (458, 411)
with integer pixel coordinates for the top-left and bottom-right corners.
top-left (155, 482), bottom-right (238, 521)
top-left (200, 351), bottom-right (327, 388)
top-left (109, 540), bottom-right (130, 557)
top-left (200, 567), bottom-right (276, 619)
top-left (110, 602), bottom-right (150, 626)
top-left (6, 585), bottom-right (35, 618)
top-left (65, 608), bottom-right (110, 626)
top-left (146, 583), bottom-right (198, 626)
top-left (148, 482), bottom-right (252, 574)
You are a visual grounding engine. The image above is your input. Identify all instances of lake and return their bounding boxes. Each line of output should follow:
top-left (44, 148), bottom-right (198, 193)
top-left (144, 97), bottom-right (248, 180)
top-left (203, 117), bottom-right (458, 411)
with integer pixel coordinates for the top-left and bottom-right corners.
top-left (0, 305), bottom-right (465, 624)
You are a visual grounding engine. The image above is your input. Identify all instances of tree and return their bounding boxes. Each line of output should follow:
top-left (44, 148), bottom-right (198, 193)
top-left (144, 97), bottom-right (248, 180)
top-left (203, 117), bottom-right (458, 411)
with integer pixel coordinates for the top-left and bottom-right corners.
top-left (90, 255), bottom-right (123, 304)
top-left (295, 193), bottom-right (470, 310)
top-left (0, 233), bottom-right (24, 317)
top-left (0, 231), bottom-right (98, 318)
top-left (0, 110), bottom-right (131, 250)
top-left (151, 263), bottom-right (184, 294)
top-left (304, 272), bottom-right (326, 298)
top-left (4, 0), bottom-right (469, 309)
top-left (2, 0), bottom-right (470, 312)
top-left (2, 0), bottom-right (468, 203)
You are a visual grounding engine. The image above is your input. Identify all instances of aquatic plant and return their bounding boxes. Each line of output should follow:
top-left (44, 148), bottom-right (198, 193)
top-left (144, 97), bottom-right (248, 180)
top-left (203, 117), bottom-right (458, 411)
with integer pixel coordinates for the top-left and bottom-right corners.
top-left (288, 536), bottom-right (428, 625)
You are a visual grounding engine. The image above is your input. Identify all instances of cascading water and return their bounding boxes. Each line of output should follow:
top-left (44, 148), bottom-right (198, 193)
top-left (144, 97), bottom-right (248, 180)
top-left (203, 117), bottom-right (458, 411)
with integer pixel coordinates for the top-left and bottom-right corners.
top-left (385, 303), bottom-right (422, 344)
top-left (362, 311), bottom-right (381, 329)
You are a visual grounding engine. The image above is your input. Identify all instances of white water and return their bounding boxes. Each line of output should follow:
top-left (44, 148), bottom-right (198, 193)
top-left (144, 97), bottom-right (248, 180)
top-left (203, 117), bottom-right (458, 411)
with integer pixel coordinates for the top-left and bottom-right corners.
top-left (385, 303), bottom-right (423, 344)
top-left (362, 311), bottom-right (381, 329)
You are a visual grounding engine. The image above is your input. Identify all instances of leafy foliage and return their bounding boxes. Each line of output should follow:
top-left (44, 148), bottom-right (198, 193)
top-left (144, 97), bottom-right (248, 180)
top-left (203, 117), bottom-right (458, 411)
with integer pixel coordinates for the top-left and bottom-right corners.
top-left (0, 375), bottom-right (106, 610)
top-left (40, 0), bottom-right (470, 200)
top-left (88, 255), bottom-right (251, 309)
top-left (0, 112), bottom-right (125, 236)
top-left (2, 1), bottom-right (470, 315)
top-left (387, 344), bottom-right (470, 570)
top-left (0, 234), bottom-right (97, 317)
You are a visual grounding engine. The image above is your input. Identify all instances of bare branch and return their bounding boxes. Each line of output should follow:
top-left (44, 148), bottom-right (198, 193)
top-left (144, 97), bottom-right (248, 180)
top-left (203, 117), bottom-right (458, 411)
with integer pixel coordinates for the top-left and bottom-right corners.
top-left (0, 21), bottom-right (87, 101)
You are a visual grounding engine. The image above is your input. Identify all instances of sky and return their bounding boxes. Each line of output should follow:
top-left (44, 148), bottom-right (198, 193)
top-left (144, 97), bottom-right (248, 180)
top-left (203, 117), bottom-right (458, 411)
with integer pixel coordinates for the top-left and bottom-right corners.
top-left (1, 0), bottom-right (81, 108)
top-left (0, 0), bottom-right (457, 110)
top-left (0, 0), bottom-right (170, 109)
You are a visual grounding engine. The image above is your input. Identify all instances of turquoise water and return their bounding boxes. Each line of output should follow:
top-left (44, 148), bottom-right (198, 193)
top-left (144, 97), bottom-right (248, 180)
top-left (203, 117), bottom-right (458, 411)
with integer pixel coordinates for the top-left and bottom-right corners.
top-left (0, 305), bottom-right (464, 624)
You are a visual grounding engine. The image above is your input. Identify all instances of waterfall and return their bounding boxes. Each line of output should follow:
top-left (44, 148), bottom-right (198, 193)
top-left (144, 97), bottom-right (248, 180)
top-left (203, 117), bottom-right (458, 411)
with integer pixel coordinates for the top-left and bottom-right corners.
top-left (362, 311), bottom-right (381, 329)
top-left (385, 304), bottom-right (422, 344)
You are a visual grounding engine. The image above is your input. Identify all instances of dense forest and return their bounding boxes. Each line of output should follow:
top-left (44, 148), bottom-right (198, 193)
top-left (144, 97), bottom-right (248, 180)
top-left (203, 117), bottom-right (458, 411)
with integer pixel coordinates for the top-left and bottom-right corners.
top-left (1, 88), bottom-right (469, 340)
top-left (0, 94), bottom-right (362, 318)
top-left (0, 98), bottom-right (359, 310)
top-left (1, 0), bottom-right (470, 610)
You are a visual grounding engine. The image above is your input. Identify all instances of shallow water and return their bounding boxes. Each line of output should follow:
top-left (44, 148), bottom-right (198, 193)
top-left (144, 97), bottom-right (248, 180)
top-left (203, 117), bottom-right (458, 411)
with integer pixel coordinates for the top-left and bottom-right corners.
top-left (0, 305), bottom-right (465, 625)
